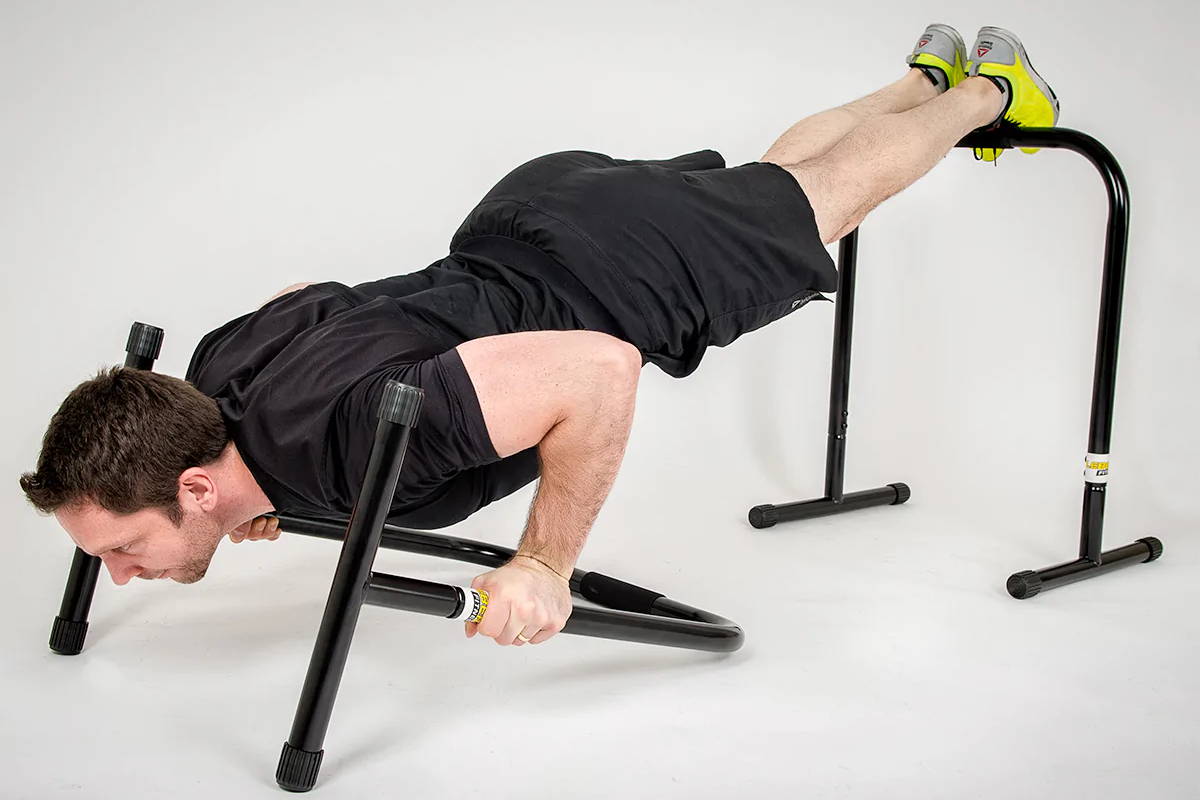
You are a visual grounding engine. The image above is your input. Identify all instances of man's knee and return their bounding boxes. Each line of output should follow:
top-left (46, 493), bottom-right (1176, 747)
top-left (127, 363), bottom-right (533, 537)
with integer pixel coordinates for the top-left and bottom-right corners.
top-left (780, 160), bottom-right (841, 245)
top-left (785, 158), bottom-right (874, 245)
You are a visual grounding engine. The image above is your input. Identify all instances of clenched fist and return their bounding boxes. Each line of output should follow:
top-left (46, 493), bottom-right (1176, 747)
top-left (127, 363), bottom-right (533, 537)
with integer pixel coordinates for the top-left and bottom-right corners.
top-left (465, 558), bottom-right (572, 646)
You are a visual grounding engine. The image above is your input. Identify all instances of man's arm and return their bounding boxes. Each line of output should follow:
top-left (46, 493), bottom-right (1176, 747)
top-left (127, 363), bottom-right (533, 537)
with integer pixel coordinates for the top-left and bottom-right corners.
top-left (456, 331), bottom-right (641, 575)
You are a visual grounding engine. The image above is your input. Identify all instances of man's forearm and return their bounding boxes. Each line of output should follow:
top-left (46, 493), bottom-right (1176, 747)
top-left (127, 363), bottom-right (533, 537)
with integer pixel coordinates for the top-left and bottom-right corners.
top-left (514, 363), bottom-right (639, 577)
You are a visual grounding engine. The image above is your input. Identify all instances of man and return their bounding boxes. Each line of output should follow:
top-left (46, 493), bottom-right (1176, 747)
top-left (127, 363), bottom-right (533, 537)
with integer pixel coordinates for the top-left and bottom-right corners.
top-left (19, 25), bottom-right (1057, 648)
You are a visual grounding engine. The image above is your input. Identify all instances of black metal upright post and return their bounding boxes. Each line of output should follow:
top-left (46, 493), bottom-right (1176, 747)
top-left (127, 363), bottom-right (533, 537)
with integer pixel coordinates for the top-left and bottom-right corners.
top-left (748, 230), bottom-right (910, 529)
top-left (824, 229), bottom-right (856, 503)
top-left (276, 380), bottom-right (424, 793)
top-left (48, 322), bottom-right (165, 656)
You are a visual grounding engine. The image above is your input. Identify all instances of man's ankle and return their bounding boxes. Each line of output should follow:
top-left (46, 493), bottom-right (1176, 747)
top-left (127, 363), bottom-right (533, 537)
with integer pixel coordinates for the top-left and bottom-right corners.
top-left (961, 75), bottom-right (1008, 127)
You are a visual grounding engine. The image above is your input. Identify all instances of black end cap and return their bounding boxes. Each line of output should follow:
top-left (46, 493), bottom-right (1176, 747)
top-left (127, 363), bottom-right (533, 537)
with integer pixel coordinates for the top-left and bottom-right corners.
top-left (379, 380), bottom-right (423, 426)
top-left (49, 616), bottom-right (88, 655)
top-left (1137, 536), bottom-right (1164, 563)
top-left (888, 482), bottom-right (911, 505)
top-left (125, 322), bottom-right (164, 361)
top-left (748, 504), bottom-right (777, 529)
top-left (276, 742), bottom-right (323, 792)
top-left (1007, 570), bottom-right (1042, 600)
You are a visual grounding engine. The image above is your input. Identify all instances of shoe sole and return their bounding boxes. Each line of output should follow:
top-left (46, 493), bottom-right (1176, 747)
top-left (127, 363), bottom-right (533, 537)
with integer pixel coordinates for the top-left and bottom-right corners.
top-left (976, 25), bottom-right (1060, 123)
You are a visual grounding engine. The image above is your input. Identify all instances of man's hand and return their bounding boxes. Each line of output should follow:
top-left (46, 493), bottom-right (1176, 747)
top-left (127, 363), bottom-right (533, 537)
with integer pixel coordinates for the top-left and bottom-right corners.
top-left (465, 558), bottom-right (572, 646)
top-left (229, 515), bottom-right (281, 543)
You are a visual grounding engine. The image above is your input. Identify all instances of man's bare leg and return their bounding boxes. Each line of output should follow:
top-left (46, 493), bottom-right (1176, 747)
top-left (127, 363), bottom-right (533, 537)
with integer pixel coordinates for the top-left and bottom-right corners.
top-left (761, 68), bottom-right (940, 166)
top-left (770, 76), bottom-right (1004, 244)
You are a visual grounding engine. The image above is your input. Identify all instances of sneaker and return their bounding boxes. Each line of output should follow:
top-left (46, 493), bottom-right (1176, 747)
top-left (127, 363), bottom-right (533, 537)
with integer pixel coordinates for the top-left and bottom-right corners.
top-left (905, 23), bottom-right (969, 93)
top-left (966, 26), bottom-right (1061, 162)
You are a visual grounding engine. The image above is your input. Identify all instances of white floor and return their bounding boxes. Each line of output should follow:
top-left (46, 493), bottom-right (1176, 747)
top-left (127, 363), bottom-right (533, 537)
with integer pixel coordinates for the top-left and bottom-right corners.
top-left (7, 331), bottom-right (1197, 800)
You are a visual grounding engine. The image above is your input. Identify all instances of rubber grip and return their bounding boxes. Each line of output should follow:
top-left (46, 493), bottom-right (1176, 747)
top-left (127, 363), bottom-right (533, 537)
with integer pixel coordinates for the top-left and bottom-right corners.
top-left (578, 572), bottom-right (665, 614)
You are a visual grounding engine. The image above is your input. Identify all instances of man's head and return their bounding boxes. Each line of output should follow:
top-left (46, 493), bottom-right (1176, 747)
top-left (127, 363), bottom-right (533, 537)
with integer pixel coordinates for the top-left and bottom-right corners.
top-left (20, 366), bottom-right (265, 584)
top-left (54, 499), bottom-right (225, 585)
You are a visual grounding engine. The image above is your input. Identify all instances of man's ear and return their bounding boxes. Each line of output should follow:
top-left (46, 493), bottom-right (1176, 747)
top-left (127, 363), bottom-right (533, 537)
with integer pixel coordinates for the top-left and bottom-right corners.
top-left (178, 467), bottom-right (219, 513)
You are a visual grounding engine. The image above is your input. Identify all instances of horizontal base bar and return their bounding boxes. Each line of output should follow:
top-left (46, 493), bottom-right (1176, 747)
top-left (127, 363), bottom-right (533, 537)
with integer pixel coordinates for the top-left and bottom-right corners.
top-left (749, 483), bottom-right (910, 529)
top-left (1007, 536), bottom-right (1164, 598)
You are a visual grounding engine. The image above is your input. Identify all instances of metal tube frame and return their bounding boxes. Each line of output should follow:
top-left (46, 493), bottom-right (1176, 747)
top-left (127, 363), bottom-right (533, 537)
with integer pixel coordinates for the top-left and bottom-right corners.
top-left (47, 321), bottom-right (743, 793)
top-left (749, 126), bottom-right (1163, 598)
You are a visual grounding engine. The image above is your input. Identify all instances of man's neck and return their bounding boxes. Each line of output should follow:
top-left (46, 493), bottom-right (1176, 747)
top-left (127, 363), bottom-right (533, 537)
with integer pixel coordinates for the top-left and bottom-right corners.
top-left (220, 440), bottom-right (276, 524)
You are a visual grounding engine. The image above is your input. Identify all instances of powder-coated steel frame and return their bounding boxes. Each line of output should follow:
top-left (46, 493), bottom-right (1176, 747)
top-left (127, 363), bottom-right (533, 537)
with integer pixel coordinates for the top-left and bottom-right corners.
top-left (748, 126), bottom-right (1163, 598)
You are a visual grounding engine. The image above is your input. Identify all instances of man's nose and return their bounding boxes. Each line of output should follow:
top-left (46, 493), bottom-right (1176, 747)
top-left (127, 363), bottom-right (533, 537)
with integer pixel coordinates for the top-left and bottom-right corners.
top-left (100, 554), bottom-right (136, 586)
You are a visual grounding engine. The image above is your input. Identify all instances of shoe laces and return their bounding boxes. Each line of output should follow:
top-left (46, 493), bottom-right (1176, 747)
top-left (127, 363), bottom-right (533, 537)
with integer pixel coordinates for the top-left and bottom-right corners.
top-left (973, 116), bottom-right (1022, 166)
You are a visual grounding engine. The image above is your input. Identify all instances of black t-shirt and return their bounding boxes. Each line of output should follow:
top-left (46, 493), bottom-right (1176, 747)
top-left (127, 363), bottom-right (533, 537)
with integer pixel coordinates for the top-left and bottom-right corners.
top-left (184, 261), bottom-right (544, 529)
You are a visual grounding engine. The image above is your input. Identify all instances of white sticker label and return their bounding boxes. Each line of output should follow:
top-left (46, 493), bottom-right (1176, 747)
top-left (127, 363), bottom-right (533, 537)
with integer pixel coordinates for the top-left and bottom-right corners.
top-left (450, 587), bottom-right (489, 623)
top-left (1084, 452), bottom-right (1110, 484)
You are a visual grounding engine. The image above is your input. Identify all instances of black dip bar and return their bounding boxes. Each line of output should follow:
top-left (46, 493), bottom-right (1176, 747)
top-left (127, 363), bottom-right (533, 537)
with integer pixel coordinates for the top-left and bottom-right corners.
top-left (48, 322), bottom-right (742, 793)
top-left (748, 126), bottom-right (1163, 598)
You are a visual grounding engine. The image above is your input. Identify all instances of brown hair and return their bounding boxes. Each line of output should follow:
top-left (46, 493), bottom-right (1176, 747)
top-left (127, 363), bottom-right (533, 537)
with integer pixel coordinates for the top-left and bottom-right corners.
top-left (19, 366), bottom-right (229, 525)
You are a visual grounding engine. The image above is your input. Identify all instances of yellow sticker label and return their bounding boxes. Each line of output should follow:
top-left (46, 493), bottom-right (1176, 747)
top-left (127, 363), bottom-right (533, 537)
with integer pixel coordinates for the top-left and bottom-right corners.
top-left (466, 588), bottom-right (490, 623)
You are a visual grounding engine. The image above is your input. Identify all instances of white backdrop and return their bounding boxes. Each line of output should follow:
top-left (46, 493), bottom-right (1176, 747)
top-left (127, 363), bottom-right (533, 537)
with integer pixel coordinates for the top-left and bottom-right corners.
top-left (3, 2), bottom-right (1197, 798)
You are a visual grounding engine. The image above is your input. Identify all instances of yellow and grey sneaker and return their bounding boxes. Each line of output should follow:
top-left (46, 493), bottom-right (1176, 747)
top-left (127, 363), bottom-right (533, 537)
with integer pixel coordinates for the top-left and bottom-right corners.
top-left (906, 23), bottom-right (968, 93)
top-left (966, 26), bottom-right (1061, 162)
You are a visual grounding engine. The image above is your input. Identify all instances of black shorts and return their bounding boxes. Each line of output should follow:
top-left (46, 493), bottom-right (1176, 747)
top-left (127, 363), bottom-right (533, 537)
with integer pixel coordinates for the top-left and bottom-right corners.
top-left (448, 149), bottom-right (838, 378)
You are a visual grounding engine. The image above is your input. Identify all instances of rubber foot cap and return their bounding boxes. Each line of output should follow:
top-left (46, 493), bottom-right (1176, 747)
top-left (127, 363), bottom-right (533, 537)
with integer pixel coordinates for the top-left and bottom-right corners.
top-left (888, 483), bottom-right (911, 505)
top-left (49, 616), bottom-right (88, 655)
top-left (1007, 570), bottom-right (1042, 599)
top-left (1137, 536), bottom-right (1164, 562)
top-left (277, 742), bottom-right (323, 792)
top-left (748, 504), bottom-right (777, 529)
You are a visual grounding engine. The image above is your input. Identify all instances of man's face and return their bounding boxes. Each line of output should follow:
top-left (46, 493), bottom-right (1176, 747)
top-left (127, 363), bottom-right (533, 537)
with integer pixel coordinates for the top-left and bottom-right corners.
top-left (55, 501), bottom-right (225, 585)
